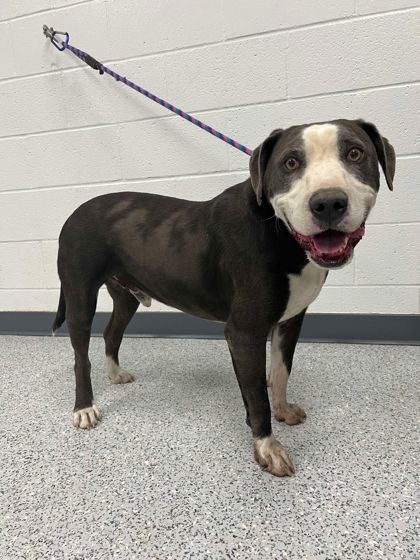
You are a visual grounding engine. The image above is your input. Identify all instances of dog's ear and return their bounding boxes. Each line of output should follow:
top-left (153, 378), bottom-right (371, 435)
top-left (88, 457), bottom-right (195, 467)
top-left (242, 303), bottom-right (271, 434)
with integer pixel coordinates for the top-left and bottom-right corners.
top-left (249, 129), bottom-right (283, 205)
top-left (356, 120), bottom-right (396, 191)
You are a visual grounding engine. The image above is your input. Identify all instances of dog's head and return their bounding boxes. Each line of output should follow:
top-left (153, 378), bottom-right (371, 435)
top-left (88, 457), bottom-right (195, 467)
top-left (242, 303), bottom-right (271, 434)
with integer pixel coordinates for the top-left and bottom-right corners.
top-left (250, 119), bottom-right (395, 268)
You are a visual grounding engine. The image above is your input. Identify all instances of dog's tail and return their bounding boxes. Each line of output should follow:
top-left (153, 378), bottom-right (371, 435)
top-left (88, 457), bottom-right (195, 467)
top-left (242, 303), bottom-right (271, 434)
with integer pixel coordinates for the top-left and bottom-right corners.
top-left (52, 286), bottom-right (66, 335)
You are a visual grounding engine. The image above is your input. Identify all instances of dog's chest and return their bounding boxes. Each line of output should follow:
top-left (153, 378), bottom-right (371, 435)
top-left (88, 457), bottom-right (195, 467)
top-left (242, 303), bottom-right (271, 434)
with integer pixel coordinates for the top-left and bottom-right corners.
top-left (281, 263), bottom-right (327, 321)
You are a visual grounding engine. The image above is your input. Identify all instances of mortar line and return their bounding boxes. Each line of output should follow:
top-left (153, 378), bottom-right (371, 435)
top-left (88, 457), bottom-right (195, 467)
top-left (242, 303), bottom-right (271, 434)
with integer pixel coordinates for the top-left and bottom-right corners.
top-left (0, 5), bottom-right (418, 84)
top-left (0, 80), bottom-right (418, 143)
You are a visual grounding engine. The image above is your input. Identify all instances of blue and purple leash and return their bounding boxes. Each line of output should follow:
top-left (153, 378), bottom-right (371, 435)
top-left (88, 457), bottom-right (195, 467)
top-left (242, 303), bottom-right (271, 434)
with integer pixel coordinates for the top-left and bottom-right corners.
top-left (43, 26), bottom-right (253, 157)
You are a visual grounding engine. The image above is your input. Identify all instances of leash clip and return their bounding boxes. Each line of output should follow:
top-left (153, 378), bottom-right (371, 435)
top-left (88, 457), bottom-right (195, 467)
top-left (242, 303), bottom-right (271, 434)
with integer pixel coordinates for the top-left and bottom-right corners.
top-left (43, 25), bottom-right (69, 51)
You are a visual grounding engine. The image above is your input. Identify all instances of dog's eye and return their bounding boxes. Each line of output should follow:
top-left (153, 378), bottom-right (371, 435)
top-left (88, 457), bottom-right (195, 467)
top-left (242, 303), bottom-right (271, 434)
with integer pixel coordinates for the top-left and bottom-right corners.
top-left (284, 157), bottom-right (300, 171)
top-left (347, 147), bottom-right (364, 162)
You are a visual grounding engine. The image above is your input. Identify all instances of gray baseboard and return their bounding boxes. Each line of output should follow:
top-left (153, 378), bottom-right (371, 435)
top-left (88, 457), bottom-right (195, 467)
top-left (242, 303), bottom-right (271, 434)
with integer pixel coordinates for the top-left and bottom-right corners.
top-left (0, 312), bottom-right (419, 344)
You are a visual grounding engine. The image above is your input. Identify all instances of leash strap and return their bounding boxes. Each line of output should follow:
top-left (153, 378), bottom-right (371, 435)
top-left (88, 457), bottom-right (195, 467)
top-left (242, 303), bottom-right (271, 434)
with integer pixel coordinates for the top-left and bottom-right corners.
top-left (43, 26), bottom-right (253, 157)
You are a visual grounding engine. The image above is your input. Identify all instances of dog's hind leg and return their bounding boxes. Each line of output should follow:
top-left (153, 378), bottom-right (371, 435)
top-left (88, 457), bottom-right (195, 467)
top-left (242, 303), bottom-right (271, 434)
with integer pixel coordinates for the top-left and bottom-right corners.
top-left (65, 284), bottom-right (101, 429)
top-left (103, 278), bottom-right (139, 384)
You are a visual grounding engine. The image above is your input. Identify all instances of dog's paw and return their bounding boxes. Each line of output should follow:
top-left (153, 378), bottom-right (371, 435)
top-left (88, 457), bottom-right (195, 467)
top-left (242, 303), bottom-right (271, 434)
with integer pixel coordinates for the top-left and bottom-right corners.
top-left (254, 435), bottom-right (295, 477)
top-left (274, 403), bottom-right (306, 425)
top-left (73, 404), bottom-right (102, 429)
top-left (106, 358), bottom-right (136, 384)
top-left (109, 368), bottom-right (136, 384)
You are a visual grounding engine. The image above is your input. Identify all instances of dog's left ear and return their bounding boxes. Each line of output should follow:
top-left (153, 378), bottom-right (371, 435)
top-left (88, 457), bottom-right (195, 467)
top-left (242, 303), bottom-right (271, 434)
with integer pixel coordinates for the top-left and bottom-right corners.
top-left (249, 129), bottom-right (283, 205)
top-left (356, 120), bottom-right (396, 191)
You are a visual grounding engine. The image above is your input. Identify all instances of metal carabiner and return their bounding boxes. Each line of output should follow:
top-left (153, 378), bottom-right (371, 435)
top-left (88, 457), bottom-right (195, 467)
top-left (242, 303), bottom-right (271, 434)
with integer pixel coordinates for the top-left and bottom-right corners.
top-left (43, 25), bottom-right (69, 51)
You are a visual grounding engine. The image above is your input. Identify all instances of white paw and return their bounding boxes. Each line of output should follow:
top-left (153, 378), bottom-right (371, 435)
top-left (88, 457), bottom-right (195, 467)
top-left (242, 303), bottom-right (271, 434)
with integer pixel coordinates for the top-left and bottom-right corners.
top-left (106, 357), bottom-right (136, 384)
top-left (110, 368), bottom-right (136, 384)
top-left (73, 404), bottom-right (102, 429)
top-left (274, 403), bottom-right (307, 425)
top-left (254, 435), bottom-right (295, 477)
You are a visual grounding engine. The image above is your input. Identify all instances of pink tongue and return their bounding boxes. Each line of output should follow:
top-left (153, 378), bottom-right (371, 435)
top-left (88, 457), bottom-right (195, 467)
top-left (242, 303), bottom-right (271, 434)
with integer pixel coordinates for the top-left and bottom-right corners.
top-left (312, 230), bottom-right (347, 254)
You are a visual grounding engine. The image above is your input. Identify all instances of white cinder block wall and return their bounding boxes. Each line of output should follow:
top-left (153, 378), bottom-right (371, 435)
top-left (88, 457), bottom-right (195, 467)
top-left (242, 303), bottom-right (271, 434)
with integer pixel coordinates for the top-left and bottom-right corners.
top-left (0, 1), bottom-right (419, 315)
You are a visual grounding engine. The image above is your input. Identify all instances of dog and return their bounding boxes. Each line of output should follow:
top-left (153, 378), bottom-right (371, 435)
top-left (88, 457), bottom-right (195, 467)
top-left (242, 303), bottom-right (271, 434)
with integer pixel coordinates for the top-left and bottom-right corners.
top-left (53, 119), bottom-right (395, 477)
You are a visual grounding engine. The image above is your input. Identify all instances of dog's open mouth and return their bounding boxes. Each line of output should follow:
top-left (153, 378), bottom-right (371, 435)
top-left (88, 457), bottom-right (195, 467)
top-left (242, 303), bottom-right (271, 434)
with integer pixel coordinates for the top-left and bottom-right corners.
top-left (289, 224), bottom-right (365, 268)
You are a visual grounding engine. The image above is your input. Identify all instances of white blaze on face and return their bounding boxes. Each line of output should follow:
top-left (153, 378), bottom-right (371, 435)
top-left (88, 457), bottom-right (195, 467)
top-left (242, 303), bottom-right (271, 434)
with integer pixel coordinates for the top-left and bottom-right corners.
top-left (271, 123), bottom-right (377, 236)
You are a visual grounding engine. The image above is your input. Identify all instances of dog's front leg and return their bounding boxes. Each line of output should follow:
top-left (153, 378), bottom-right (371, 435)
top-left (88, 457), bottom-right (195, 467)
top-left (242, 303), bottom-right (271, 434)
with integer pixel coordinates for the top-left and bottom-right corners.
top-left (269, 310), bottom-right (307, 425)
top-left (225, 323), bottom-right (295, 477)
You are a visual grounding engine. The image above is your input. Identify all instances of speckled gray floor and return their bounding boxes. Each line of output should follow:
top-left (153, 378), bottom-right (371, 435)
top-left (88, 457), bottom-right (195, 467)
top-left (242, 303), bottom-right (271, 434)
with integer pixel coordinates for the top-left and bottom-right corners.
top-left (0, 336), bottom-right (419, 560)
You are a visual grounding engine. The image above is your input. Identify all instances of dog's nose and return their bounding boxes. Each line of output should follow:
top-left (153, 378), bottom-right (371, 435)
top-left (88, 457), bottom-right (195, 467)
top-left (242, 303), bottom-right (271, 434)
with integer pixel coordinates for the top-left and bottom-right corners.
top-left (309, 189), bottom-right (348, 227)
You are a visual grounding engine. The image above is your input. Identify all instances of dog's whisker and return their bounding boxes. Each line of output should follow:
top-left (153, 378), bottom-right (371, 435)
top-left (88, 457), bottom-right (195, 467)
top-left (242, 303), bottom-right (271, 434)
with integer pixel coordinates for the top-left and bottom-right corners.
top-left (261, 213), bottom-right (276, 222)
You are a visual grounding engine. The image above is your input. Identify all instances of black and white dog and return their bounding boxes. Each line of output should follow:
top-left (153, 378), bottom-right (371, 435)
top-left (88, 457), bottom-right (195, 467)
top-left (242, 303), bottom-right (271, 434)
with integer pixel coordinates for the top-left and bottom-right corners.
top-left (54, 119), bottom-right (395, 477)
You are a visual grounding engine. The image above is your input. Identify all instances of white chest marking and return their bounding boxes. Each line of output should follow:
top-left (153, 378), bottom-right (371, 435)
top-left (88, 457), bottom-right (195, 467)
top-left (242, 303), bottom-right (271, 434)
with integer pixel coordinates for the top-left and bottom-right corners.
top-left (281, 263), bottom-right (327, 321)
